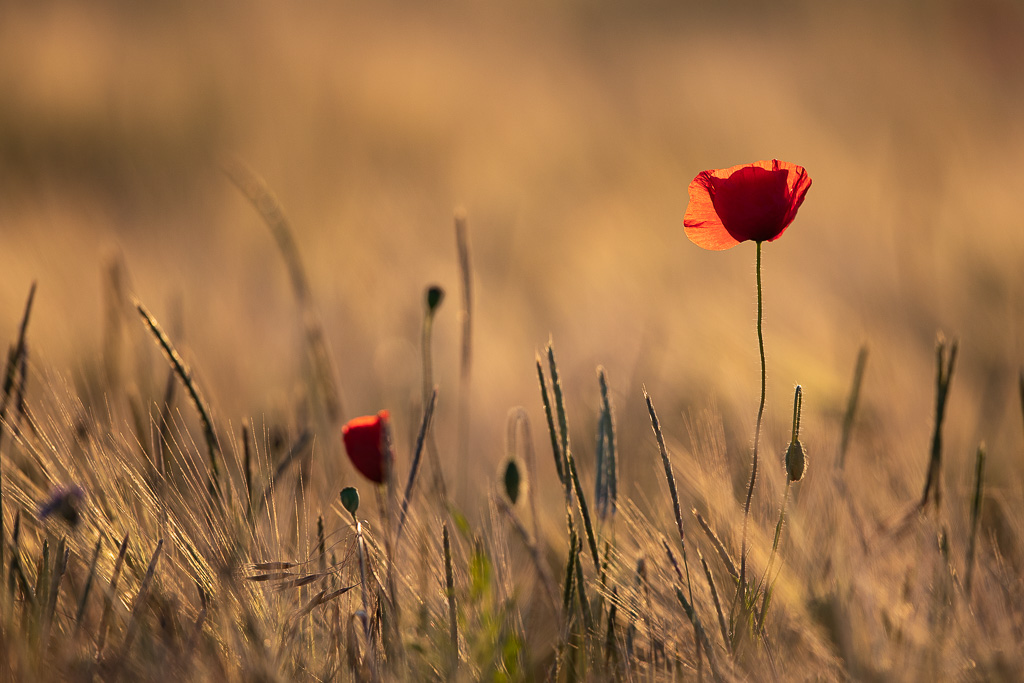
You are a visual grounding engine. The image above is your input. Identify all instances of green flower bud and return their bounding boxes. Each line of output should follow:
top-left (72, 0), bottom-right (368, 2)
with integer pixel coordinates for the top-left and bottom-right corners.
top-left (785, 439), bottom-right (806, 483)
top-left (503, 458), bottom-right (521, 505)
top-left (340, 486), bottom-right (360, 516)
top-left (426, 285), bottom-right (445, 313)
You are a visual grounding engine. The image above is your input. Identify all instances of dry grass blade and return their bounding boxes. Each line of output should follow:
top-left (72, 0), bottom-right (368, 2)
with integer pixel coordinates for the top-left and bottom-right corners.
top-left (443, 523), bottom-right (459, 672)
top-left (919, 337), bottom-right (958, 510)
top-left (698, 548), bottom-right (731, 655)
top-left (496, 496), bottom-right (560, 618)
top-left (0, 282), bottom-right (37, 572)
top-left (396, 387), bottom-right (438, 544)
top-left (256, 430), bottom-right (313, 514)
top-left (694, 510), bottom-right (738, 582)
top-left (644, 388), bottom-right (687, 555)
top-left (119, 539), bottom-right (164, 660)
top-left (95, 532), bottom-right (130, 659)
top-left (296, 583), bottom-right (358, 618)
top-left (222, 157), bottom-right (343, 425)
top-left (837, 346), bottom-right (868, 470)
top-left (455, 211), bottom-right (473, 470)
top-left (135, 300), bottom-right (222, 501)
top-left (41, 538), bottom-right (69, 650)
top-left (536, 356), bottom-right (566, 488)
top-left (662, 539), bottom-right (723, 683)
top-left (964, 444), bottom-right (985, 596)
top-left (74, 536), bottom-right (104, 633)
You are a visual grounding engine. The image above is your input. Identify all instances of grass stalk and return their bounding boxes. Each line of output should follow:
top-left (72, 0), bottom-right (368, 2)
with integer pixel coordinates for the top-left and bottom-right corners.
top-left (663, 539), bottom-right (723, 683)
top-left (396, 387), bottom-right (438, 543)
top-left (95, 532), bottom-right (130, 660)
top-left (837, 346), bottom-right (868, 470)
top-left (536, 356), bottom-right (566, 488)
top-left (443, 523), bottom-right (459, 671)
top-left (920, 337), bottom-right (958, 510)
top-left (136, 300), bottom-right (222, 503)
top-left (964, 444), bottom-right (985, 596)
top-left (74, 535), bottom-right (104, 634)
top-left (119, 539), bottom-right (164, 660)
top-left (455, 212), bottom-right (473, 475)
top-left (0, 282), bottom-right (37, 572)
top-left (223, 158), bottom-right (343, 424)
top-left (421, 287), bottom-right (450, 503)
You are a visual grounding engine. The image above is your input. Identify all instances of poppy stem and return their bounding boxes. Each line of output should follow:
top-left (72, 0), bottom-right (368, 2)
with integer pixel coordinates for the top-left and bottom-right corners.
top-left (739, 241), bottom-right (766, 605)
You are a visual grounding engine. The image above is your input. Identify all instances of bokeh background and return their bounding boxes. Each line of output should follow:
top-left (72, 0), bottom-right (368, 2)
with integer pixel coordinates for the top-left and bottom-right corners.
top-left (2, 0), bottom-right (1023, 512)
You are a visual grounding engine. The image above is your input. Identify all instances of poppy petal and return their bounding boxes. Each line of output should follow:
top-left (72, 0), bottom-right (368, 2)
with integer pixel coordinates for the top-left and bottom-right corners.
top-left (684, 171), bottom-right (742, 250)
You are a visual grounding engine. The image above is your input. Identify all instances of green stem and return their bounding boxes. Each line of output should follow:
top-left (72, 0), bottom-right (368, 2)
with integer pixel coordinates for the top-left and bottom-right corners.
top-left (740, 241), bottom-right (766, 599)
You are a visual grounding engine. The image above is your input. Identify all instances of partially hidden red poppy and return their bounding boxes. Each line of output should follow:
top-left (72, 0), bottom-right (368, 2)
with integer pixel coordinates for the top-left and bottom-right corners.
top-left (684, 159), bottom-right (812, 250)
top-left (341, 410), bottom-right (390, 484)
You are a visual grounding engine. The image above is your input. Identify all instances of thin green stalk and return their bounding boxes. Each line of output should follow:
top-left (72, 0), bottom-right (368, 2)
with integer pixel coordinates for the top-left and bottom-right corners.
top-left (740, 242), bottom-right (766, 601)
top-left (421, 286), bottom-right (449, 503)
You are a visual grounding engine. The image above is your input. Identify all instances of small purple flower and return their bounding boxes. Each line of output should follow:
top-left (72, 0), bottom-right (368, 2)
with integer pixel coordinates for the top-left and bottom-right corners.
top-left (38, 484), bottom-right (85, 528)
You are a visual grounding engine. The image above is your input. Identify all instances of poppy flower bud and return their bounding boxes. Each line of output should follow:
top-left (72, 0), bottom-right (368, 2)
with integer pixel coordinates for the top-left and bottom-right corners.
top-left (426, 285), bottom-right (445, 313)
top-left (785, 439), bottom-right (806, 483)
top-left (503, 458), bottom-right (521, 505)
top-left (340, 486), bottom-right (360, 517)
top-left (784, 385), bottom-right (805, 482)
top-left (341, 411), bottom-right (390, 484)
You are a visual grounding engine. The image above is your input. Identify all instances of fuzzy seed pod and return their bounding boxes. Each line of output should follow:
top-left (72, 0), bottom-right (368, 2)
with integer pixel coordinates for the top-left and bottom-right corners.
top-left (785, 439), bottom-right (806, 482)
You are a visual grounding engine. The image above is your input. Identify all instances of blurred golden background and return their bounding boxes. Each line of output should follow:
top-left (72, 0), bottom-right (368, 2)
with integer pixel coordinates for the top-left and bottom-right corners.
top-left (2, 0), bottom-right (1023, 507)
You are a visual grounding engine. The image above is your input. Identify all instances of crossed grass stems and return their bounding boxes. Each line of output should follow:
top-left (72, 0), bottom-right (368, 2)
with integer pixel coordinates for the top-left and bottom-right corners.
top-left (0, 179), bottom-right (1007, 681)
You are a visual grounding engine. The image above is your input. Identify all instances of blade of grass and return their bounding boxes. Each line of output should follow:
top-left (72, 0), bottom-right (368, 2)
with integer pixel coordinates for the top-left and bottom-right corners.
top-left (396, 388), bottom-right (438, 543)
top-left (74, 535), bottom-right (104, 634)
top-left (837, 346), bottom-right (868, 470)
top-left (136, 300), bottom-right (222, 503)
top-left (663, 539), bottom-right (723, 683)
top-left (96, 532), bottom-right (130, 660)
top-left (119, 539), bottom-right (164, 660)
top-left (455, 211), bottom-right (473, 473)
top-left (223, 158), bottom-right (343, 424)
top-left (920, 337), bottom-right (958, 510)
top-left (536, 355), bottom-right (566, 489)
top-left (698, 548), bottom-right (731, 655)
top-left (694, 510), bottom-right (739, 582)
top-left (0, 282), bottom-right (37, 572)
top-left (443, 523), bottom-right (459, 672)
top-left (964, 444), bottom-right (985, 597)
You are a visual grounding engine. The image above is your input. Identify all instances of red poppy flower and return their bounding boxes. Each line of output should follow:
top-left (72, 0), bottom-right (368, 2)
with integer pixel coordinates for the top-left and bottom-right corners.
top-left (341, 411), bottom-right (390, 484)
top-left (683, 159), bottom-right (812, 250)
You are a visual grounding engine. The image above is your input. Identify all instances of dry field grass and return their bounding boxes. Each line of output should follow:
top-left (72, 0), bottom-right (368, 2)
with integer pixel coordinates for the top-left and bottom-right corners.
top-left (1, 1), bottom-right (1023, 680)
